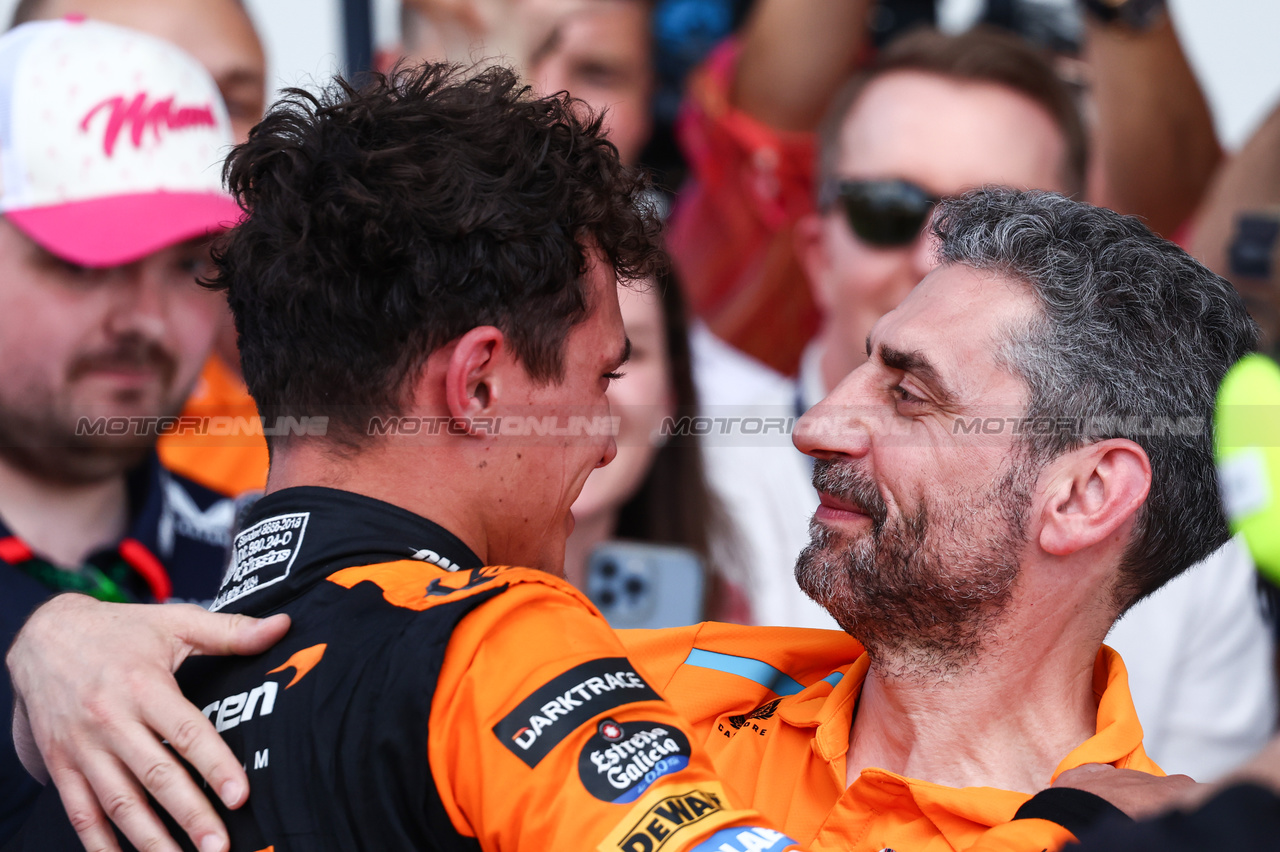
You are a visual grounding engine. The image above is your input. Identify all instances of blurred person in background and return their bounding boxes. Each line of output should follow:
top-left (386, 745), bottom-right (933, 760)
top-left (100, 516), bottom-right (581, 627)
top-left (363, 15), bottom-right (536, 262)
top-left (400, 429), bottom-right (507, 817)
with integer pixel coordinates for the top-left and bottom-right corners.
top-left (0, 18), bottom-right (241, 842)
top-left (526, 0), bottom-right (653, 166)
top-left (397, 0), bottom-right (653, 164)
top-left (669, 0), bottom-right (1221, 374)
top-left (797, 26), bottom-right (1084, 417)
top-left (12, 0), bottom-right (274, 498)
top-left (565, 273), bottom-right (751, 623)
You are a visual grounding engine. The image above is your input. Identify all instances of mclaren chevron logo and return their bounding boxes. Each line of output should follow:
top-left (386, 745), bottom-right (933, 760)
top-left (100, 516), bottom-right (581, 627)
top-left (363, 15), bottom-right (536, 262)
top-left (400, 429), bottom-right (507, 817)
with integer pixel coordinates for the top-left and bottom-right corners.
top-left (199, 644), bottom-right (327, 734)
top-left (268, 643), bottom-right (326, 688)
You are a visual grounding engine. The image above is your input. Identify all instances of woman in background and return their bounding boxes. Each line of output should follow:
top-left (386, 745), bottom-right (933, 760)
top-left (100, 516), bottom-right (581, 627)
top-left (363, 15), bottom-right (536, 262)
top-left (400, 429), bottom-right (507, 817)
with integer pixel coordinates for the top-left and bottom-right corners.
top-left (564, 269), bottom-right (751, 622)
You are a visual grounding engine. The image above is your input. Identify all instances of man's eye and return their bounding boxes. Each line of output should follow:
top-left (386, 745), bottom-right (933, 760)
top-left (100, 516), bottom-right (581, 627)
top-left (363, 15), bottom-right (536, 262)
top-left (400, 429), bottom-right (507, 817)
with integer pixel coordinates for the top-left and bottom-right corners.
top-left (892, 384), bottom-right (923, 405)
top-left (46, 256), bottom-right (107, 286)
top-left (178, 256), bottom-right (211, 277)
top-left (226, 99), bottom-right (260, 122)
top-left (574, 63), bottom-right (626, 90)
top-left (603, 371), bottom-right (626, 382)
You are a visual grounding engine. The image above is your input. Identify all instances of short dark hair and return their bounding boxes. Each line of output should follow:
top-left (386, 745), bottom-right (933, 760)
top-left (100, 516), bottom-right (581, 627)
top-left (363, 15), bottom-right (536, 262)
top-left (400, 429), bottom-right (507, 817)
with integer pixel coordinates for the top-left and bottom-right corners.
top-left (818, 26), bottom-right (1088, 197)
top-left (932, 188), bottom-right (1258, 609)
top-left (207, 63), bottom-right (664, 448)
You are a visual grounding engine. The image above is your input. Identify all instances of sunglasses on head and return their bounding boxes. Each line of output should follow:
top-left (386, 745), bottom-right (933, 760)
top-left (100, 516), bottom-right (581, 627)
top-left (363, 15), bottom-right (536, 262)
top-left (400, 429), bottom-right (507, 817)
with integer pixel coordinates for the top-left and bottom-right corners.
top-left (818, 178), bottom-right (940, 248)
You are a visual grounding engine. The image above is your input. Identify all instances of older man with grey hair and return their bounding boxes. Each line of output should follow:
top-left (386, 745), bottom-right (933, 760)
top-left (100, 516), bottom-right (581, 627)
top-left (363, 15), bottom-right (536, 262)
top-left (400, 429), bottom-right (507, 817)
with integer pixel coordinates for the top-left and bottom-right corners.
top-left (6, 188), bottom-right (1258, 851)
top-left (797, 187), bottom-right (1255, 676)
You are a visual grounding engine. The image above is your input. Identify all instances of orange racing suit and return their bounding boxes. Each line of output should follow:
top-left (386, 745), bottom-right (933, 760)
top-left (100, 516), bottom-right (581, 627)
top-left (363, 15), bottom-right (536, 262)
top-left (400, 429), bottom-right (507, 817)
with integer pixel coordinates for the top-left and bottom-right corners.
top-left (11, 486), bottom-right (799, 852)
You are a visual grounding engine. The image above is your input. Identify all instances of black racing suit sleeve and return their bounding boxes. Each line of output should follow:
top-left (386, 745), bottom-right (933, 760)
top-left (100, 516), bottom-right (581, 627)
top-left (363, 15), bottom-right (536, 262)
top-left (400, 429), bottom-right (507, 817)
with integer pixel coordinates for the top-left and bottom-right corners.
top-left (1066, 783), bottom-right (1280, 852)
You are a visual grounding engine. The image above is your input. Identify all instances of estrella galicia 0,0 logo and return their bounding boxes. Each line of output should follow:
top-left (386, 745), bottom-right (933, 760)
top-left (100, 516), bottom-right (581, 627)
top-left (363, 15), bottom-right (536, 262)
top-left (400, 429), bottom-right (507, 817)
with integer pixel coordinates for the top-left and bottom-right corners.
top-left (579, 719), bottom-right (692, 803)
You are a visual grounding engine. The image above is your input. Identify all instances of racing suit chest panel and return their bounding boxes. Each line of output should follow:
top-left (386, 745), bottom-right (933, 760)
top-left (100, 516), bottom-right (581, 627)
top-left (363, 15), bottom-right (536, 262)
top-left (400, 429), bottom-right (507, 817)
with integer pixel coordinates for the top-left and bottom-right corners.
top-left (177, 573), bottom-right (505, 851)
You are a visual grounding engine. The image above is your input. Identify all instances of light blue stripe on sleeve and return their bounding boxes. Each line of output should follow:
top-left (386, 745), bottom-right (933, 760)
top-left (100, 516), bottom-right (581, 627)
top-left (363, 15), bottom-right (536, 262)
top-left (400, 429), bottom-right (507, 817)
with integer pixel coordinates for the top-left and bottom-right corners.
top-left (683, 648), bottom-right (843, 696)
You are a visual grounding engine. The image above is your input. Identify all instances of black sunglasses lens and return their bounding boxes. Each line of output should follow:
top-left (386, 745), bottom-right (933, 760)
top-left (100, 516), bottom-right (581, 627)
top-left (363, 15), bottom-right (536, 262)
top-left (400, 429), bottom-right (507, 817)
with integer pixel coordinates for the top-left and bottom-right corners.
top-left (838, 182), bottom-right (934, 247)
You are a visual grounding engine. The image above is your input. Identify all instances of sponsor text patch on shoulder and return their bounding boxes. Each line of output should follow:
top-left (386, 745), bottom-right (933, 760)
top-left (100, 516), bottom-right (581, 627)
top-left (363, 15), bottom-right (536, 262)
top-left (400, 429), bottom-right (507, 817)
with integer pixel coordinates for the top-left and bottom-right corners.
top-left (494, 657), bottom-right (661, 767)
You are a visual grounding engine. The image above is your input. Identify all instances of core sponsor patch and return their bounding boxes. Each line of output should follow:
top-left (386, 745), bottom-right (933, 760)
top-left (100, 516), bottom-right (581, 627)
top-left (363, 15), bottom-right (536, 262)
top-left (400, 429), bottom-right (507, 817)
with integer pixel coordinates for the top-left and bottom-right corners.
top-left (494, 657), bottom-right (661, 767)
top-left (579, 718), bottom-right (692, 803)
top-left (596, 783), bottom-right (738, 852)
top-left (686, 827), bottom-right (796, 852)
top-left (212, 512), bottom-right (309, 611)
top-left (717, 699), bottom-right (782, 739)
top-left (727, 699), bottom-right (780, 731)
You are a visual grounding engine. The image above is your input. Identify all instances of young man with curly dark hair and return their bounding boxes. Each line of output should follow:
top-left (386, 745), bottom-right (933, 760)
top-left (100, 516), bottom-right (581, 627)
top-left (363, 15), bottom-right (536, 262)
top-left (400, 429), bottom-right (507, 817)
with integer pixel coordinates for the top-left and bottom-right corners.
top-left (5, 61), bottom-right (811, 852)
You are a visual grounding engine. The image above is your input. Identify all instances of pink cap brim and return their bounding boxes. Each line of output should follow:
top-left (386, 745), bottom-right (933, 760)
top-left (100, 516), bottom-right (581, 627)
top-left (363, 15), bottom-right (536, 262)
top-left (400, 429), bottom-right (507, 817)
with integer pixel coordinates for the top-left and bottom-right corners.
top-left (6, 191), bottom-right (243, 267)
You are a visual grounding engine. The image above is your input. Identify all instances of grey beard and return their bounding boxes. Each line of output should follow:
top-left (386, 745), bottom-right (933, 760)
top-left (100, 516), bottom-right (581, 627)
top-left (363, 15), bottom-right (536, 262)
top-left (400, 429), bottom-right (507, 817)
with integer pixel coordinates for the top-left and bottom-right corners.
top-left (795, 460), bottom-right (1031, 681)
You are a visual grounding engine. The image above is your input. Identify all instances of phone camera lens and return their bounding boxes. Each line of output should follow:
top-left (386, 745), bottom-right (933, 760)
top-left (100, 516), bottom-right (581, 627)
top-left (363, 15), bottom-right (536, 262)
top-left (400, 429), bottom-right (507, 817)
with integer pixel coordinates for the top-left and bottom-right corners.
top-left (599, 590), bottom-right (616, 606)
top-left (624, 577), bottom-right (645, 597)
top-left (600, 561), bottom-right (617, 578)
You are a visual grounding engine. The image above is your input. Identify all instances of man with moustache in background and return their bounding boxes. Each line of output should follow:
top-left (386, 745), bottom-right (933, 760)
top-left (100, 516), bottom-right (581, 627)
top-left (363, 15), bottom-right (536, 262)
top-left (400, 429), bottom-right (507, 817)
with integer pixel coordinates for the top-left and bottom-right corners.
top-left (11, 0), bottom-right (273, 498)
top-left (0, 17), bottom-right (242, 842)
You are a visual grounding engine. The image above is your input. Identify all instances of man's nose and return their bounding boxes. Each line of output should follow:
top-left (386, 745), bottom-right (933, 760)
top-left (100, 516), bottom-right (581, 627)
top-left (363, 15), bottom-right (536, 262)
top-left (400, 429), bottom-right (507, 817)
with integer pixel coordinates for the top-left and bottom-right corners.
top-left (794, 369), bottom-right (877, 462)
top-left (597, 435), bottom-right (618, 469)
top-left (104, 264), bottom-right (169, 341)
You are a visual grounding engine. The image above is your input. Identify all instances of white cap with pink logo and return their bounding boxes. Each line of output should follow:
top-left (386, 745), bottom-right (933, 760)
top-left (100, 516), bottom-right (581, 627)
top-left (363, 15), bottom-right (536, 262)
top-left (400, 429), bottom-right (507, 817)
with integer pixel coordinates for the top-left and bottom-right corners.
top-left (0, 16), bottom-right (241, 267)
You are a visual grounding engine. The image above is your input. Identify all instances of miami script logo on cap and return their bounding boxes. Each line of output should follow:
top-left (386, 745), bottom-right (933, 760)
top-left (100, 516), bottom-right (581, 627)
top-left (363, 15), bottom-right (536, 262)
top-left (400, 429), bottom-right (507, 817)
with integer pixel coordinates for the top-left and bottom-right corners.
top-left (80, 93), bottom-right (217, 157)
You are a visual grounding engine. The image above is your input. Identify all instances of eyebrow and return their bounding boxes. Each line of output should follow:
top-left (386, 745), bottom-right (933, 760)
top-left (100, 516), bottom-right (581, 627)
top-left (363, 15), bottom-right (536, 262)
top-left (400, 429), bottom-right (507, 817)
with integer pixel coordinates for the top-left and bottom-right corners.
top-left (219, 69), bottom-right (265, 87)
top-left (876, 343), bottom-right (957, 405)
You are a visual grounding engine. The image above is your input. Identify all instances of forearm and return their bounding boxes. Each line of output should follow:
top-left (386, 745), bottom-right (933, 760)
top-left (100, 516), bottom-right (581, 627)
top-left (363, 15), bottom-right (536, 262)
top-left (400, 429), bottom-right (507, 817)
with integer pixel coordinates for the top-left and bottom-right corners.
top-left (731, 0), bottom-right (872, 132)
top-left (1084, 12), bottom-right (1221, 236)
top-left (1189, 100), bottom-right (1280, 276)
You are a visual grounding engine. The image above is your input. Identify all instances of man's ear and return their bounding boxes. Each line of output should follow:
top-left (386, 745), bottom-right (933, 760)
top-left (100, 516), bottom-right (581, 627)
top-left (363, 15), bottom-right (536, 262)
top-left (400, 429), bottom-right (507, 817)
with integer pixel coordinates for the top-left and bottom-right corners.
top-left (794, 212), bottom-right (836, 313)
top-left (444, 326), bottom-right (507, 421)
top-left (1038, 439), bottom-right (1152, 557)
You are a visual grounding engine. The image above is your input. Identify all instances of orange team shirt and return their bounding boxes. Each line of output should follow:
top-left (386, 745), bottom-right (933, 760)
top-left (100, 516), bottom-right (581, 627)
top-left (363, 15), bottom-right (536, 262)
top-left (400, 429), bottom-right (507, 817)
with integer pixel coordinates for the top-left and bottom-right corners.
top-left (617, 622), bottom-right (1162, 852)
top-left (158, 355), bottom-right (269, 496)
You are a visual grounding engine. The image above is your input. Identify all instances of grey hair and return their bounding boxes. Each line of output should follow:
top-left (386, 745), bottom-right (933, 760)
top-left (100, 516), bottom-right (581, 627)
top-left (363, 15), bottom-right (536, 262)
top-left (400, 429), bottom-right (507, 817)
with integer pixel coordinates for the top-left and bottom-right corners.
top-left (933, 188), bottom-right (1258, 610)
